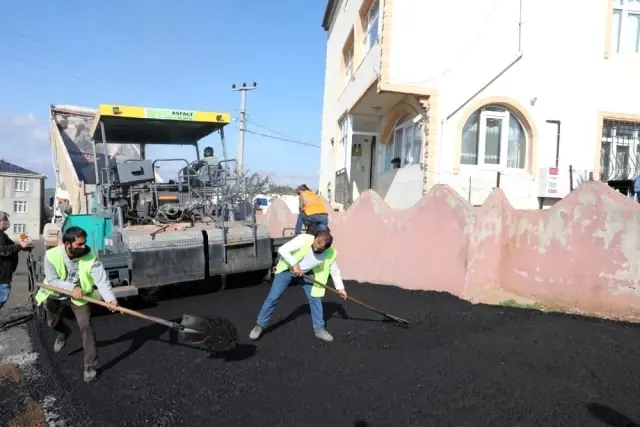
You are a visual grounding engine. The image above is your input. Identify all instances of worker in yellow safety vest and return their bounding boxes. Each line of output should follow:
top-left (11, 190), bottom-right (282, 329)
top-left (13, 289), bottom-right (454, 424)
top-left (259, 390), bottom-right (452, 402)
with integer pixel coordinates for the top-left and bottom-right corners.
top-left (294, 184), bottom-right (329, 235)
top-left (36, 226), bottom-right (118, 383)
top-left (248, 230), bottom-right (347, 342)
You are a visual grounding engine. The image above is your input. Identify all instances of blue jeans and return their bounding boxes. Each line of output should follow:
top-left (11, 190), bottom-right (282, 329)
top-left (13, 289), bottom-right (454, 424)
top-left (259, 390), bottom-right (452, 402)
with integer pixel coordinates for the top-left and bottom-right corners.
top-left (0, 283), bottom-right (10, 311)
top-left (256, 271), bottom-right (326, 332)
top-left (295, 212), bottom-right (329, 234)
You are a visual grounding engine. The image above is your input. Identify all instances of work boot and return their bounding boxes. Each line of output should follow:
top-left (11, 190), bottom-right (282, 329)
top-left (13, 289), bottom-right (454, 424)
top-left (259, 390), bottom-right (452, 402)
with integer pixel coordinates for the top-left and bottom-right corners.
top-left (83, 367), bottom-right (97, 383)
top-left (249, 325), bottom-right (263, 340)
top-left (53, 334), bottom-right (67, 353)
top-left (315, 329), bottom-right (333, 342)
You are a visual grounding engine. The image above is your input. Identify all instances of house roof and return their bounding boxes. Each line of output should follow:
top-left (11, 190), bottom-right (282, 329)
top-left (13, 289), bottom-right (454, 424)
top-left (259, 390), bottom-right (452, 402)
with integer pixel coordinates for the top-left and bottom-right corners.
top-left (322, 0), bottom-right (337, 31)
top-left (0, 159), bottom-right (44, 177)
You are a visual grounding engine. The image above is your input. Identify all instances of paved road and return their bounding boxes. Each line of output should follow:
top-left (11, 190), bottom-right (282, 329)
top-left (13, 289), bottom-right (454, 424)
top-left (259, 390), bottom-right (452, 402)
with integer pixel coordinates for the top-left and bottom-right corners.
top-left (21, 279), bottom-right (640, 425)
top-left (2, 247), bottom-right (640, 426)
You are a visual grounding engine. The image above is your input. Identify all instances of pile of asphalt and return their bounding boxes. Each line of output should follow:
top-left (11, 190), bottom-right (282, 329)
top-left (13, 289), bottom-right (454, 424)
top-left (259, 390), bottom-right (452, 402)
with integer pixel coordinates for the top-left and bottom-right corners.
top-left (27, 280), bottom-right (640, 426)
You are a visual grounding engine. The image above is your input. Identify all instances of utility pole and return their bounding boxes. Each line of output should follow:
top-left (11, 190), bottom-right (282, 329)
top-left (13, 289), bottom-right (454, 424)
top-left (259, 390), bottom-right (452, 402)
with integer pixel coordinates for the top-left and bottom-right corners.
top-left (232, 82), bottom-right (257, 175)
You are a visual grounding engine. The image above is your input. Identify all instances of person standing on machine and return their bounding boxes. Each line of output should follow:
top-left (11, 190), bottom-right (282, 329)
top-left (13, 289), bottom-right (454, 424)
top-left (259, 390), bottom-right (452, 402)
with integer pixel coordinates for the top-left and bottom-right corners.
top-left (294, 184), bottom-right (329, 235)
top-left (37, 226), bottom-right (118, 383)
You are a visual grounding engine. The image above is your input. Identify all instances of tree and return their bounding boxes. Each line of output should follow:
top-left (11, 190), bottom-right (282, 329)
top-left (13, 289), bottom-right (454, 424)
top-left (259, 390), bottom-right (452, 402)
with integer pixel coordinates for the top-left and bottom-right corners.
top-left (267, 184), bottom-right (296, 195)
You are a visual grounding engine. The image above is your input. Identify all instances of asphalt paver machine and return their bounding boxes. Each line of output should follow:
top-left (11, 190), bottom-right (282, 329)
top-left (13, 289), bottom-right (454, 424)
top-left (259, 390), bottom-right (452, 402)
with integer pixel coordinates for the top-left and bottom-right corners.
top-left (28, 104), bottom-right (289, 311)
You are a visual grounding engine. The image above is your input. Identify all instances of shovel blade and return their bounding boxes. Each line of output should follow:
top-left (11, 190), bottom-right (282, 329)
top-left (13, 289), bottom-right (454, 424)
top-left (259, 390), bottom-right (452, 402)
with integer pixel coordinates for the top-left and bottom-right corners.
top-left (177, 313), bottom-right (239, 352)
top-left (178, 314), bottom-right (211, 344)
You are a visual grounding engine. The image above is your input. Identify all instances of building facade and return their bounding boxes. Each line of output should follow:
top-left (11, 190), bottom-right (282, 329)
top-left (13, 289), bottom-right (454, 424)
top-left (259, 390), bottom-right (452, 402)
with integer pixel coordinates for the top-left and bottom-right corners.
top-left (318, 0), bottom-right (640, 209)
top-left (0, 160), bottom-right (46, 239)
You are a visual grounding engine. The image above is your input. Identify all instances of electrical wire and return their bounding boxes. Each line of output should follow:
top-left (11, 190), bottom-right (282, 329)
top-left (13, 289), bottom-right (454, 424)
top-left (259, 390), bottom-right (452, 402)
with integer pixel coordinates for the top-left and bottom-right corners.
top-left (244, 129), bottom-right (320, 148)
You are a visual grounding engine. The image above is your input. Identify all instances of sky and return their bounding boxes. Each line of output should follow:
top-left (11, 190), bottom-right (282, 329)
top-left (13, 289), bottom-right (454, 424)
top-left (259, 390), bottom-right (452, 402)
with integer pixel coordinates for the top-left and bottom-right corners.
top-left (0, 0), bottom-right (328, 189)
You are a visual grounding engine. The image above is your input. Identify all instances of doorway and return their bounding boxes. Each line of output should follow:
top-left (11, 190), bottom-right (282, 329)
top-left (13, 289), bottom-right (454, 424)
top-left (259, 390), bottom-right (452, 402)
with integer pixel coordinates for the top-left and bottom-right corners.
top-left (350, 133), bottom-right (377, 200)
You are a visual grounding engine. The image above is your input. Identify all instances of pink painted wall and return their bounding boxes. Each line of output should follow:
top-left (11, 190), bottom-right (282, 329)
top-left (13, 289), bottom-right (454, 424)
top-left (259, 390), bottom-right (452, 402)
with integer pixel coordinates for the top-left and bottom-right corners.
top-left (258, 182), bottom-right (640, 318)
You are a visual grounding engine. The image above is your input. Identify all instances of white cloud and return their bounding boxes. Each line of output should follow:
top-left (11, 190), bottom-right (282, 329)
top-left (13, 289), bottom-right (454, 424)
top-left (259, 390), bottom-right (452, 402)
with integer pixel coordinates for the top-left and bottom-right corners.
top-left (0, 111), bottom-right (52, 182)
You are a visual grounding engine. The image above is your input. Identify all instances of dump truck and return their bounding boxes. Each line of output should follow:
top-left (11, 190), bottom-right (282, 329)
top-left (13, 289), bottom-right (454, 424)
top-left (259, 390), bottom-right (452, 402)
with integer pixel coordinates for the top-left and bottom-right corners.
top-left (28, 103), bottom-right (292, 316)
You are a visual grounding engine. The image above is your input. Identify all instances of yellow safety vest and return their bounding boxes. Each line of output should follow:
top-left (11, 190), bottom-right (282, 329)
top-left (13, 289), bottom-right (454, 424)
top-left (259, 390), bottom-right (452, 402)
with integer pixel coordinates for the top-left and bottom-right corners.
top-left (301, 190), bottom-right (327, 216)
top-left (35, 246), bottom-right (98, 307)
top-left (274, 234), bottom-right (337, 298)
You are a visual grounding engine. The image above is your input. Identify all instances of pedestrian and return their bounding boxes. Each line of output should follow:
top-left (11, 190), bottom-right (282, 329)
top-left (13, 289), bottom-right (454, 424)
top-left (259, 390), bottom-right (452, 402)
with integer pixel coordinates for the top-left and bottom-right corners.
top-left (35, 226), bottom-right (119, 383)
top-left (294, 184), bottom-right (329, 235)
top-left (249, 229), bottom-right (347, 342)
top-left (0, 211), bottom-right (33, 311)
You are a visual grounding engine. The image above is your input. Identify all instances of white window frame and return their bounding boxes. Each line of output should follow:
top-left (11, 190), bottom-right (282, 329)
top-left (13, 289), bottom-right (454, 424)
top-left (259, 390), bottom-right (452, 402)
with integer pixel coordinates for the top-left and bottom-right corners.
top-left (611, 0), bottom-right (640, 54)
top-left (339, 116), bottom-right (350, 170)
top-left (13, 200), bottom-right (28, 214)
top-left (378, 115), bottom-right (423, 173)
top-left (13, 223), bottom-right (26, 234)
top-left (344, 43), bottom-right (354, 84)
top-left (460, 107), bottom-right (527, 171)
top-left (363, 0), bottom-right (380, 53)
top-left (14, 178), bottom-right (29, 192)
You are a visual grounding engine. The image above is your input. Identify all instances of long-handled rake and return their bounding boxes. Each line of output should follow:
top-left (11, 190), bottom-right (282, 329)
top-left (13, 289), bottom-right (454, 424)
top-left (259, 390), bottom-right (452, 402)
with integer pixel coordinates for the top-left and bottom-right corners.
top-left (35, 283), bottom-right (238, 352)
top-left (300, 274), bottom-right (411, 326)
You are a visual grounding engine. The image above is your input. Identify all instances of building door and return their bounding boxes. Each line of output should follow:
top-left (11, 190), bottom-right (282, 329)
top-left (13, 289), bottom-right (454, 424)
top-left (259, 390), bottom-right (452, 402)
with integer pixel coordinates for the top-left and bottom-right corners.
top-left (350, 134), bottom-right (374, 201)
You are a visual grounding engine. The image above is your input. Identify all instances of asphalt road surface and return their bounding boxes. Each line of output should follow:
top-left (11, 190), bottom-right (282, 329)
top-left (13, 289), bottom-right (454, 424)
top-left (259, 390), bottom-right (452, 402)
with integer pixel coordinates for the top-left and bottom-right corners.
top-left (12, 274), bottom-right (640, 427)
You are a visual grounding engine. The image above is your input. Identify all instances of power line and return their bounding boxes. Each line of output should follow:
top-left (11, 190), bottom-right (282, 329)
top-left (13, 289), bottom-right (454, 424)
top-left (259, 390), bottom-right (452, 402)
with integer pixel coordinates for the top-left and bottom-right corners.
top-left (246, 119), bottom-right (320, 147)
top-left (244, 129), bottom-right (320, 148)
top-left (246, 120), bottom-right (308, 143)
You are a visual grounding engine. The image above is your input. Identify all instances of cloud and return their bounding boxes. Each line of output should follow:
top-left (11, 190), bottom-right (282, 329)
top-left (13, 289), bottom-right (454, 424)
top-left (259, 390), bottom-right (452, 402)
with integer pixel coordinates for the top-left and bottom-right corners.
top-left (0, 111), bottom-right (53, 182)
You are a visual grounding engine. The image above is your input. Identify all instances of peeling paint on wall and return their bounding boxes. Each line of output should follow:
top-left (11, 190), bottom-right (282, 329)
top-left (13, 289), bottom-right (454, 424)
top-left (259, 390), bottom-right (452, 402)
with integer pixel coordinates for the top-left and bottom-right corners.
top-left (259, 181), bottom-right (640, 319)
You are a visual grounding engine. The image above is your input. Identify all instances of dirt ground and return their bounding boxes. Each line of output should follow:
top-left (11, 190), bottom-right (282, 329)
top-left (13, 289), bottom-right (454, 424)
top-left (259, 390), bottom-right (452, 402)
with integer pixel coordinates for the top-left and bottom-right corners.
top-left (19, 278), bottom-right (640, 427)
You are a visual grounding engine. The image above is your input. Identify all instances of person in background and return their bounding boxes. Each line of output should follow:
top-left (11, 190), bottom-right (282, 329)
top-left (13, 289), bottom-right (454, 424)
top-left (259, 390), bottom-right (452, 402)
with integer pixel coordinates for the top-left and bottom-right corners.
top-left (248, 230), bottom-right (347, 342)
top-left (391, 157), bottom-right (401, 169)
top-left (0, 211), bottom-right (33, 311)
top-left (294, 184), bottom-right (329, 235)
top-left (36, 226), bottom-right (118, 383)
top-left (197, 146), bottom-right (222, 184)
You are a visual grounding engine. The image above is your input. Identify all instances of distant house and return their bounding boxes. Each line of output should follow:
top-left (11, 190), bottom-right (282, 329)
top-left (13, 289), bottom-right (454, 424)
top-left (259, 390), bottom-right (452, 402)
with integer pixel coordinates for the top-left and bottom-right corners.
top-left (0, 159), bottom-right (46, 239)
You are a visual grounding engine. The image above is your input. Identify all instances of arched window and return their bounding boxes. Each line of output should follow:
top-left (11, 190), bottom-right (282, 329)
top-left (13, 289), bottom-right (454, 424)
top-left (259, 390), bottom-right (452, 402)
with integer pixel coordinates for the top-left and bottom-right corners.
top-left (460, 105), bottom-right (526, 169)
top-left (379, 114), bottom-right (423, 173)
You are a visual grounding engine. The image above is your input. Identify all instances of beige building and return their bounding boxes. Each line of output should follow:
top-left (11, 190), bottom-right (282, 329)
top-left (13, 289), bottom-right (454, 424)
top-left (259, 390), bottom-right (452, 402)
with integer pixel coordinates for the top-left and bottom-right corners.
top-left (319, 0), bottom-right (640, 210)
top-left (0, 159), bottom-right (46, 239)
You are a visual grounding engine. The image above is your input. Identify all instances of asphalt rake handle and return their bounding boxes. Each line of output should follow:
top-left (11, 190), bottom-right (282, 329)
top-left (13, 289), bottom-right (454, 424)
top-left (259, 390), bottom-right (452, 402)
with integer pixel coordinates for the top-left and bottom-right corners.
top-left (34, 283), bottom-right (238, 352)
top-left (300, 274), bottom-right (410, 325)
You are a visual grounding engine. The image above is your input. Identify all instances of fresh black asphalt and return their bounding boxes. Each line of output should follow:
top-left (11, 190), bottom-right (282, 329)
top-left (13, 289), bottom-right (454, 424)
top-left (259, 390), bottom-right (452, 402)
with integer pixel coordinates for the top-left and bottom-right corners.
top-left (25, 279), bottom-right (640, 427)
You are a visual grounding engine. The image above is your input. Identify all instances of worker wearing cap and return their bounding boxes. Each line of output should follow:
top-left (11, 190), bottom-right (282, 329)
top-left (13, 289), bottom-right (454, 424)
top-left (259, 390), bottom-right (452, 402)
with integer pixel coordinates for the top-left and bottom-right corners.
top-left (0, 211), bottom-right (33, 311)
top-left (36, 226), bottom-right (118, 383)
top-left (294, 184), bottom-right (329, 235)
top-left (248, 229), bottom-right (347, 342)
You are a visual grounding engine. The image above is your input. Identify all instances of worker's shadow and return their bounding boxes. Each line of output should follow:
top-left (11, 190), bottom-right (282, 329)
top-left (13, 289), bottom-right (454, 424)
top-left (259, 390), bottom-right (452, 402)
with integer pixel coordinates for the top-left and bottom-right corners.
top-left (68, 320), bottom-right (256, 375)
top-left (587, 403), bottom-right (639, 427)
top-left (262, 301), bottom-right (384, 336)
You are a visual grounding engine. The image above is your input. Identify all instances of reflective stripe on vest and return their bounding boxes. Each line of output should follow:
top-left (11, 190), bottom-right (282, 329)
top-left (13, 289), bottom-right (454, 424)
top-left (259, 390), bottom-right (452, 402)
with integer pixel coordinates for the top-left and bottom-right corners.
top-left (35, 246), bottom-right (98, 307)
top-left (274, 234), bottom-right (337, 298)
top-left (301, 191), bottom-right (327, 216)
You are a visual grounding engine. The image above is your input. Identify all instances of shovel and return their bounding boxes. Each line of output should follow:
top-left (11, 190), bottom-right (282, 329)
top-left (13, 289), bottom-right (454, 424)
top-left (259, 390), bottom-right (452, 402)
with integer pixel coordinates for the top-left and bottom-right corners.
top-left (35, 283), bottom-right (238, 352)
top-left (300, 274), bottom-right (411, 325)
